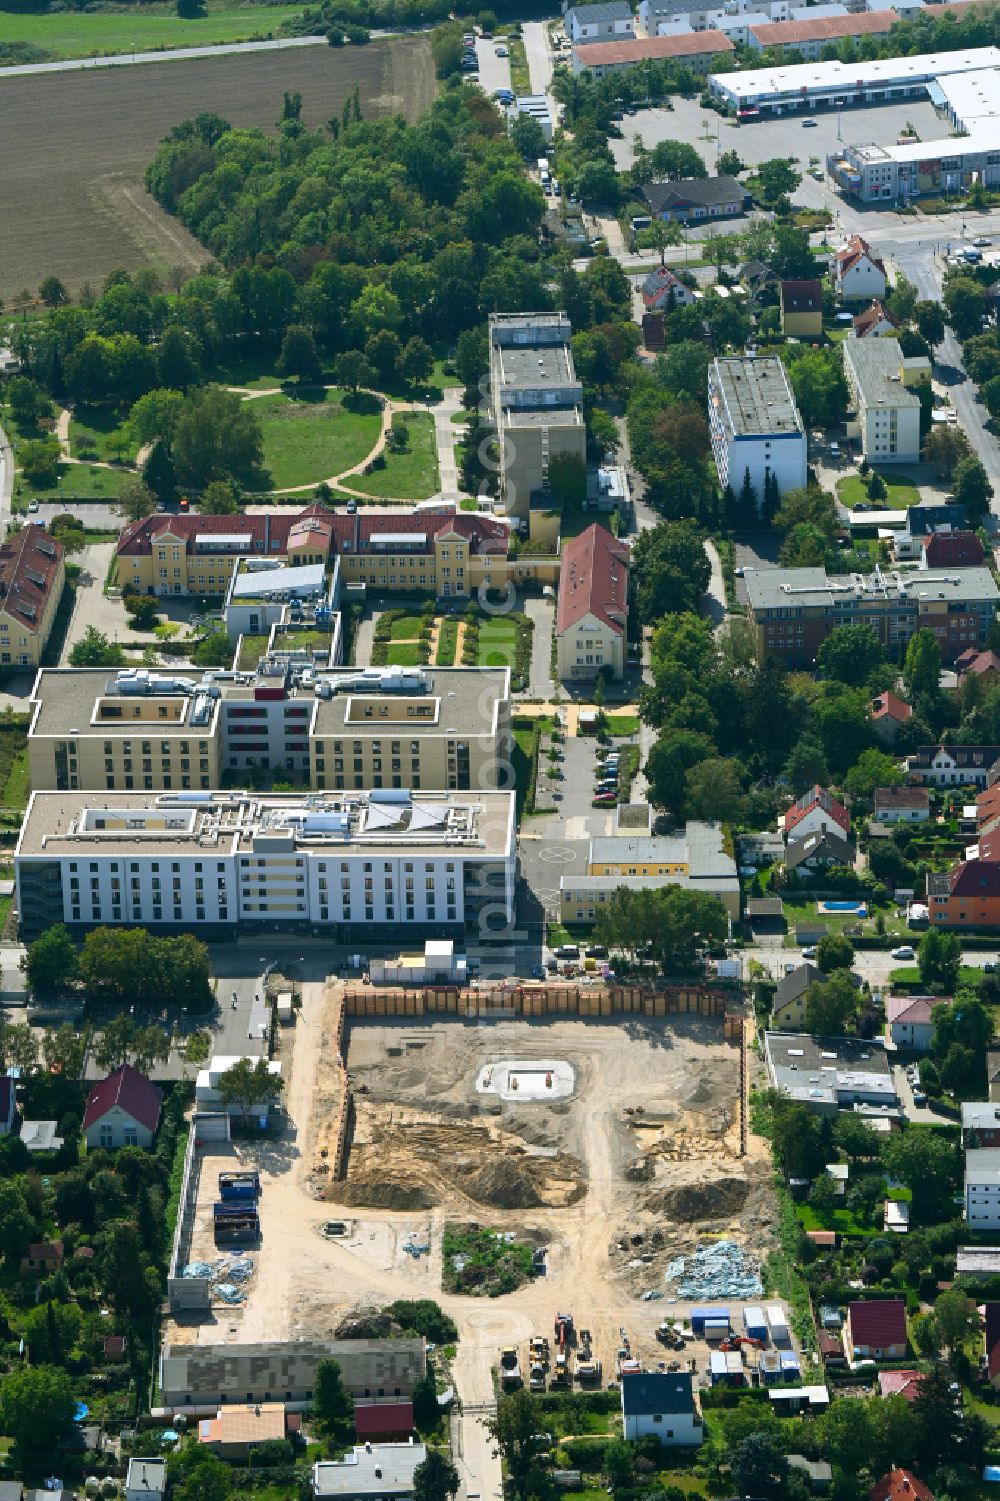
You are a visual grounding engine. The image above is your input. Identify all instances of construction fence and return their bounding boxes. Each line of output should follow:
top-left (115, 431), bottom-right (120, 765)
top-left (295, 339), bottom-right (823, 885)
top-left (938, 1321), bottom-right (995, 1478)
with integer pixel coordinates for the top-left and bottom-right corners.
top-left (344, 983), bottom-right (728, 1020)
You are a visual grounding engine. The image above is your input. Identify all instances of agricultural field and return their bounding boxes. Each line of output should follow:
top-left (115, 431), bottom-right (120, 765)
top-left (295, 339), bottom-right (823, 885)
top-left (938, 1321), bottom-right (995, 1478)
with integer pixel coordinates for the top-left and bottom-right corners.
top-left (0, 2), bottom-right (309, 62)
top-left (0, 36), bottom-right (436, 302)
top-left (254, 388), bottom-right (384, 491)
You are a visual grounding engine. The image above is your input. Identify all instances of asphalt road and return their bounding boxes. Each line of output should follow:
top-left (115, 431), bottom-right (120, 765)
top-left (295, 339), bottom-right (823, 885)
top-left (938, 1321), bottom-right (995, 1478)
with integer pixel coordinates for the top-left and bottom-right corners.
top-left (475, 35), bottom-right (511, 96)
top-left (0, 417), bottom-right (12, 534)
top-left (0, 33), bottom-right (327, 79)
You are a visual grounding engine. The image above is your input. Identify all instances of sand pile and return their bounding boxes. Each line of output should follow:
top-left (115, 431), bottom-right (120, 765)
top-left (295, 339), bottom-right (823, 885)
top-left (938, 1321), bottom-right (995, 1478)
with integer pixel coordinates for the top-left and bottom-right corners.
top-left (644, 1172), bottom-right (749, 1221)
top-left (464, 1157), bottom-right (543, 1209)
top-left (331, 1179), bottom-right (436, 1210)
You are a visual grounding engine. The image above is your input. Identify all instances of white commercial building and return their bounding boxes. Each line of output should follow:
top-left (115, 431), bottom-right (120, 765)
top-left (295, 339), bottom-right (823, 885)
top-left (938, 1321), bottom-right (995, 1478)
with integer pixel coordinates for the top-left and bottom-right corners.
top-left (707, 45), bottom-right (1000, 115)
top-left (843, 338), bottom-right (923, 464)
top-left (14, 788), bottom-right (517, 942)
top-left (707, 356), bottom-right (807, 507)
top-left (313, 1444), bottom-right (428, 1501)
top-left (965, 1147), bottom-right (1000, 1231)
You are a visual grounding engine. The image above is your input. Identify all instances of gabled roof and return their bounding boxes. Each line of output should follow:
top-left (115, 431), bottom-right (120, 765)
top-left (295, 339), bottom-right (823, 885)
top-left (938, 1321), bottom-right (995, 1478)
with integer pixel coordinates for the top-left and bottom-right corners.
top-left (837, 235), bottom-right (885, 275)
top-left (785, 828), bottom-right (855, 870)
top-left (565, 0), bottom-right (633, 21)
top-left (986, 1303), bottom-right (1000, 1382)
top-left (877, 1369), bottom-right (925, 1402)
top-left (574, 30), bottom-right (734, 63)
top-left (960, 648), bottom-right (1000, 678)
top-left (853, 300), bottom-right (899, 337)
top-left (641, 266), bottom-right (689, 306)
top-left (0, 525), bottom-right (64, 634)
top-left (83, 1063), bottom-right (162, 1134)
top-left (871, 691), bottom-right (912, 725)
top-left (909, 744), bottom-right (1000, 770)
top-left (784, 785), bottom-right (850, 836)
top-left (848, 1299), bottom-right (907, 1349)
top-left (870, 1470), bottom-right (933, 1501)
top-left (874, 786), bottom-right (928, 812)
top-left (354, 1402), bottom-right (414, 1436)
top-left (886, 994), bottom-right (948, 1027)
top-left (642, 173), bottom-right (745, 215)
top-left (556, 523), bottom-right (630, 638)
top-left (749, 10), bottom-right (892, 42)
top-left (946, 857), bottom-right (1000, 900)
top-left (780, 279), bottom-right (823, 315)
top-left (620, 1370), bottom-right (694, 1416)
top-left (774, 961), bottom-right (822, 1008)
top-left (923, 530), bottom-right (985, 567)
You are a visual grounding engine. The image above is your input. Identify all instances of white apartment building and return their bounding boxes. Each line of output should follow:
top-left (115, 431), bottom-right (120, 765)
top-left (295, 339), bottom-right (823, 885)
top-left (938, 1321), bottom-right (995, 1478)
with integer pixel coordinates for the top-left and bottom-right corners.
top-left (565, 0), bottom-right (635, 41)
top-left (842, 338), bottom-right (924, 464)
top-left (707, 356), bottom-right (807, 507)
top-left (15, 789), bottom-right (516, 942)
top-left (966, 1148), bottom-right (1000, 1231)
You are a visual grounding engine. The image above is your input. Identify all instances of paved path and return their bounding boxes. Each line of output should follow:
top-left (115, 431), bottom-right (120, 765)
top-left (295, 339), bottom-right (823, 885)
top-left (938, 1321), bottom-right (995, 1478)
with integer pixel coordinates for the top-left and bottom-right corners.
top-left (522, 20), bottom-right (554, 105)
top-left (522, 596), bottom-right (554, 698)
top-left (431, 389), bottom-right (469, 500)
top-left (703, 537), bottom-right (726, 630)
top-left (0, 414), bottom-right (12, 535)
top-left (0, 33), bottom-right (327, 79)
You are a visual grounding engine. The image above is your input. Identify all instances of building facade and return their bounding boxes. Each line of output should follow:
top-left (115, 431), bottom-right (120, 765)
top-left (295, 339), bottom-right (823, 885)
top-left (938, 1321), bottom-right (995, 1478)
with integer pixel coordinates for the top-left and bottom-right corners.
top-left (488, 312), bottom-right (586, 520)
top-left (560, 823), bottom-right (741, 922)
top-left (564, 0), bottom-right (635, 40)
top-left (745, 9), bottom-right (892, 56)
top-left (843, 338), bottom-right (924, 463)
top-left (15, 789), bottom-right (517, 942)
top-left (0, 526), bottom-right (65, 668)
top-left (928, 856), bottom-right (1000, 928)
top-left (27, 664), bottom-right (511, 795)
top-left (836, 236), bottom-right (888, 300)
top-left (555, 523), bottom-right (630, 682)
top-left (571, 30), bottom-right (734, 73)
top-left (707, 356), bottom-right (807, 507)
top-left (966, 1148), bottom-right (1000, 1231)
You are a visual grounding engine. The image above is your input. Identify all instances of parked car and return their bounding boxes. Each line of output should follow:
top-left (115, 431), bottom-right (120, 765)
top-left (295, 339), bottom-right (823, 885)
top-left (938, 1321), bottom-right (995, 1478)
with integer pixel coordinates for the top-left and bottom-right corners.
top-left (974, 235), bottom-right (991, 247)
top-left (802, 118), bottom-right (817, 127)
top-left (496, 43), bottom-right (508, 54)
top-left (27, 501), bottom-right (38, 513)
top-left (913, 1089), bottom-right (927, 1106)
top-left (594, 793), bottom-right (617, 804)
top-left (801, 946), bottom-right (818, 959)
top-left (891, 945), bottom-right (915, 960)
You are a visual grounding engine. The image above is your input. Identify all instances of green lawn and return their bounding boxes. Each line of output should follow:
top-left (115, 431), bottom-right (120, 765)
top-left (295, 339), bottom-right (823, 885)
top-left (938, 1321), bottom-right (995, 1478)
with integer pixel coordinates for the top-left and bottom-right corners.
top-left (254, 389), bottom-right (382, 491)
top-left (235, 634), bottom-right (270, 670)
top-left (1, 2), bottom-right (309, 60)
top-left (837, 472), bottom-right (922, 509)
top-left (352, 413), bottom-right (440, 501)
top-left (477, 619), bottom-right (517, 668)
top-left (436, 617), bottom-right (459, 666)
top-left (17, 462), bottom-right (133, 508)
top-left (606, 714), bottom-right (639, 736)
top-left (69, 406), bottom-right (133, 465)
top-left (385, 642), bottom-right (425, 667)
top-left (507, 35), bottom-right (531, 93)
top-left (388, 614), bottom-right (426, 640)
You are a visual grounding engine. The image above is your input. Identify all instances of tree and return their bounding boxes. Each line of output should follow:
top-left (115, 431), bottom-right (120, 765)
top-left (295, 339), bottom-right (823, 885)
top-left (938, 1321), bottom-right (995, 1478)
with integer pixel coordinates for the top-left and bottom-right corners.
top-left (784, 346), bottom-right (849, 428)
top-left (631, 521), bottom-right (711, 619)
top-left (69, 627), bottom-right (126, 667)
top-left (157, 326), bottom-right (200, 391)
top-left (124, 593), bottom-right (160, 629)
top-left (644, 731), bottom-right (713, 813)
top-left (509, 111), bottom-right (547, 163)
top-left (904, 628), bottom-right (942, 697)
top-left (176, 1453), bottom-right (229, 1501)
top-left (412, 1450), bottom-right (460, 1501)
top-left (401, 337), bottom-right (434, 385)
top-left (547, 452), bottom-right (586, 511)
top-left (487, 1389), bottom-right (538, 1501)
top-left (804, 971), bottom-right (859, 1035)
top-left (143, 440), bottom-right (177, 504)
top-left (914, 299), bottom-right (946, 348)
top-left (817, 932), bottom-right (854, 973)
top-left (753, 157), bottom-right (801, 206)
top-left (24, 924), bottom-right (77, 996)
top-left (8, 377), bottom-right (47, 428)
top-left (48, 514), bottom-right (87, 555)
top-left (882, 1128), bottom-right (959, 1222)
top-left (130, 388), bottom-right (185, 448)
top-left (844, 747), bottom-right (905, 801)
top-left (867, 470), bottom-right (887, 502)
top-left (0, 1022), bottom-right (37, 1075)
top-left (277, 324), bottom-right (322, 384)
top-left (933, 1289), bottom-right (978, 1354)
top-left (313, 1358), bottom-right (354, 1438)
top-left (766, 1092), bottom-right (830, 1179)
top-left (0, 1180), bottom-right (37, 1265)
top-left (95, 1016), bottom-right (136, 1072)
top-left (821, 1395), bottom-right (877, 1476)
top-left (647, 139), bottom-right (707, 181)
top-left (217, 1056), bottom-right (283, 1121)
top-left (604, 1440), bottom-right (634, 1492)
top-left (918, 927), bottom-right (961, 989)
top-left (783, 736), bottom-right (830, 794)
top-left (198, 479), bottom-right (241, 515)
top-left (717, 148), bottom-right (745, 177)
top-left (334, 349), bottom-right (376, 396)
top-left (817, 623), bottom-right (885, 687)
top-left (39, 276), bottom-right (69, 308)
top-left (20, 438), bottom-right (61, 487)
top-left (944, 275), bottom-right (987, 338)
top-left (922, 423), bottom-right (969, 480)
top-left (171, 386), bottom-right (264, 490)
top-left (43, 1023), bottom-right (87, 1078)
top-left (833, 1112), bottom-right (879, 1161)
top-left (683, 757), bottom-right (745, 822)
top-left (953, 454), bottom-right (993, 523)
top-left (729, 1428), bottom-right (788, 1498)
top-left (0, 1365), bottom-right (75, 1455)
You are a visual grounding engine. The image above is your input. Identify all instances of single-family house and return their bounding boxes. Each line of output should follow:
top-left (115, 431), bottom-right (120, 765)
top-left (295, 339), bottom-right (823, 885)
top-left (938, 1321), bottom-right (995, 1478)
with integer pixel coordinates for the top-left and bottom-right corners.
top-left (959, 648), bottom-right (1000, 685)
top-left (780, 279), bottom-right (823, 337)
top-left (818, 1330), bottom-right (844, 1364)
top-left (852, 299), bottom-right (899, 339)
top-left (835, 236), bottom-right (887, 301)
top-left (771, 962), bottom-right (823, 1031)
top-left (922, 531), bottom-right (985, 569)
top-left (125, 1460), bottom-right (167, 1501)
top-left (870, 692), bottom-right (913, 745)
top-left (783, 786), bottom-right (851, 843)
top-left (877, 1369), bottom-right (924, 1402)
top-left (873, 786), bottom-right (929, 824)
top-left (199, 1404), bottom-right (286, 1460)
top-left (870, 1471), bottom-right (933, 1501)
top-left (641, 174), bottom-right (749, 224)
top-left (886, 994), bottom-right (947, 1051)
top-left (740, 259), bottom-right (776, 297)
top-left (0, 1075), bottom-right (15, 1137)
top-left (927, 856), bottom-right (1000, 928)
top-left (103, 1335), bottom-right (127, 1360)
top-left (83, 1064), bottom-right (163, 1151)
top-left (556, 523), bottom-right (630, 682)
top-left (785, 828), bottom-right (855, 872)
top-left (906, 745), bottom-right (1000, 789)
top-left (845, 1299), bottom-right (908, 1360)
top-left (640, 265), bottom-right (697, 311)
top-left (620, 1370), bottom-right (702, 1446)
top-left (985, 1303), bottom-right (1000, 1389)
top-left (564, 0), bottom-right (635, 41)
top-left (21, 1240), bottom-right (64, 1274)
top-left (893, 500), bottom-right (967, 561)
top-left (313, 1444), bottom-right (428, 1501)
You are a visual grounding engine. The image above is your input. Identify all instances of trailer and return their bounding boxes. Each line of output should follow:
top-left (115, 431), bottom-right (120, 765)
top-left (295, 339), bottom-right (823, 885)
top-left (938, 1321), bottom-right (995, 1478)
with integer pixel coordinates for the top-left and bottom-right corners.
top-left (691, 1306), bottom-right (730, 1336)
top-left (765, 1303), bottom-right (790, 1346)
top-left (743, 1306), bottom-right (768, 1343)
top-left (218, 1171), bottom-right (260, 1203)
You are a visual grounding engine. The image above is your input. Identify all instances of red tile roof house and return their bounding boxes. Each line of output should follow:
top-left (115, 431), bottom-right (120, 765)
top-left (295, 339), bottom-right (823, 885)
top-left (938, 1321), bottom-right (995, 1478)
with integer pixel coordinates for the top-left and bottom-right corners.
top-left (886, 994), bottom-right (949, 1052)
top-left (958, 648), bottom-right (1000, 685)
top-left (21, 1240), bottom-right (64, 1274)
top-left (641, 266), bottom-right (696, 312)
top-left (836, 235), bottom-right (887, 302)
top-left (83, 1064), bottom-right (162, 1151)
top-left (922, 531), bottom-right (986, 569)
top-left (555, 523), bottom-right (630, 684)
top-left (985, 1302), bottom-right (1000, 1389)
top-left (870, 1471), bottom-right (933, 1501)
top-left (870, 691), bottom-right (913, 745)
top-left (783, 786), bottom-right (850, 844)
top-left (853, 300), bottom-right (900, 339)
top-left (873, 786), bottom-right (930, 825)
top-left (878, 1370), bottom-right (925, 1402)
top-left (846, 1299), bottom-right (908, 1360)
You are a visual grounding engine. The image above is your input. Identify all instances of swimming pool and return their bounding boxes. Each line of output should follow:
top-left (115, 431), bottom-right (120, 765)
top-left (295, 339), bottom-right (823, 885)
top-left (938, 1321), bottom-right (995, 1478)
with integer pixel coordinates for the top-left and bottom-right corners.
top-left (818, 900), bottom-right (868, 916)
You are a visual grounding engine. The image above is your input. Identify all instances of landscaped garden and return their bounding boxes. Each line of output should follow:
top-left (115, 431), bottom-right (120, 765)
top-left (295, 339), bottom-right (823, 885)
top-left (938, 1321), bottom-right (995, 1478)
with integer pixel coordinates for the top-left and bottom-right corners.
top-left (69, 405), bottom-right (134, 465)
top-left (436, 617), bottom-right (459, 666)
top-left (371, 606), bottom-right (434, 668)
top-left (254, 388), bottom-right (383, 491)
top-left (352, 412), bottom-right (440, 501)
top-left (837, 472), bottom-right (921, 509)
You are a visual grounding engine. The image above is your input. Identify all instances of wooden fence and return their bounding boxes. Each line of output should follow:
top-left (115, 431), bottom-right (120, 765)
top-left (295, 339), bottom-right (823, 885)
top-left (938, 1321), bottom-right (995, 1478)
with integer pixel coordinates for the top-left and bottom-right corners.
top-left (343, 983), bottom-right (727, 1020)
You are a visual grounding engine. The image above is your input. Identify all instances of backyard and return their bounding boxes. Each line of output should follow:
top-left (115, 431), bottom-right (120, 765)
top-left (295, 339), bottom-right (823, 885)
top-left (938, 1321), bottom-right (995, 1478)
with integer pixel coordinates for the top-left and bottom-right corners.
top-left (351, 412), bottom-right (440, 501)
top-left (253, 388), bottom-right (383, 491)
top-left (836, 472), bottom-right (922, 509)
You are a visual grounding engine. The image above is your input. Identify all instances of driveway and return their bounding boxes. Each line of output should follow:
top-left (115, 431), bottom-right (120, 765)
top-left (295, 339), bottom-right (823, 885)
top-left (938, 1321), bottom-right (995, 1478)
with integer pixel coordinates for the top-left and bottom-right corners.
top-left (522, 20), bottom-right (555, 102)
top-left (891, 1061), bottom-right (950, 1126)
top-left (522, 595), bottom-right (554, 698)
top-left (352, 605), bottom-right (379, 668)
top-left (0, 415), bottom-right (12, 535)
top-left (28, 500), bottom-right (121, 531)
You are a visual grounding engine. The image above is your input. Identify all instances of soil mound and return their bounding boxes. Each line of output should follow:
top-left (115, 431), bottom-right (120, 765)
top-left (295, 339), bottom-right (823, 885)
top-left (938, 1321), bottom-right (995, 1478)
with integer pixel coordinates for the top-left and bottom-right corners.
top-left (644, 1174), bottom-right (749, 1221)
top-left (464, 1157), bottom-right (542, 1209)
top-left (331, 1179), bottom-right (436, 1210)
top-left (335, 1309), bottom-right (394, 1339)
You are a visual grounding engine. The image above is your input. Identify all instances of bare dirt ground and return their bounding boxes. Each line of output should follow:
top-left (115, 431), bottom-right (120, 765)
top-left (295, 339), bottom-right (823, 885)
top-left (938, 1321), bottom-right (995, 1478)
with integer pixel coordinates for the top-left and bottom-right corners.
top-left (0, 36), bottom-right (434, 299)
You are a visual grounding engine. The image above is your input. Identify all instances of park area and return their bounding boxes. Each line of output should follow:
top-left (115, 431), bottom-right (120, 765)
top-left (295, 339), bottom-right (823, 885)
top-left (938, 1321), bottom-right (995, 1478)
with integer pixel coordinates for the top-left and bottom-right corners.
top-left (255, 388), bottom-right (383, 492)
top-left (351, 413), bottom-right (440, 501)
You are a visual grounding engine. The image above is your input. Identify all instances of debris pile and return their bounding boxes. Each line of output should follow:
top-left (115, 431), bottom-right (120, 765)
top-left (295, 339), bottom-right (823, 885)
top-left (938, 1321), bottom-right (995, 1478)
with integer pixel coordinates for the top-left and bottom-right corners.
top-left (180, 1253), bottom-right (256, 1290)
top-left (665, 1239), bottom-right (763, 1300)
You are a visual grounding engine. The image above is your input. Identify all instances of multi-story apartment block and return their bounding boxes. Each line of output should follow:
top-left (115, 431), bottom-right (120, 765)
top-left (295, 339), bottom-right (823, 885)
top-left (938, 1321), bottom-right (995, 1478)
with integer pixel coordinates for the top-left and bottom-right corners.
top-left (116, 505), bottom-right (555, 600)
top-left (707, 356), bottom-right (807, 507)
top-left (965, 1148), bottom-right (1000, 1230)
top-left (571, 29), bottom-right (734, 71)
top-left (26, 664), bottom-right (511, 794)
top-left (0, 526), bottom-right (65, 668)
top-left (745, 9), bottom-right (892, 56)
top-left (843, 338), bottom-right (925, 464)
top-left (488, 313), bottom-right (586, 521)
top-left (746, 565), bottom-right (999, 667)
top-left (564, 0), bottom-right (635, 41)
top-left (15, 788), bottom-right (517, 942)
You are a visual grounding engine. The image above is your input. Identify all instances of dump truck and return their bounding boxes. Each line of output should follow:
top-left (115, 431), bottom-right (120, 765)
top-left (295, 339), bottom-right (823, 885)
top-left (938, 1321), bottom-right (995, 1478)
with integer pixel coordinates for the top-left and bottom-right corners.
top-left (500, 1348), bottom-right (522, 1390)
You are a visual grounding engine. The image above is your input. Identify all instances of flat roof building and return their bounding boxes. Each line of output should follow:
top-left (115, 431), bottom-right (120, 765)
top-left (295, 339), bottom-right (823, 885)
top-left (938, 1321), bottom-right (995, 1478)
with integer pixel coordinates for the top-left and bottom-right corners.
top-left (707, 356), bottom-right (806, 509)
top-left (708, 45), bottom-right (1000, 114)
top-left (15, 788), bottom-right (516, 941)
top-left (488, 313), bottom-right (586, 519)
top-left (843, 338), bottom-right (923, 464)
top-left (560, 822), bottom-right (740, 922)
top-left (763, 1031), bottom-right (900, 1115)
top-left (313, 1444), bottom-right (428, 1501)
